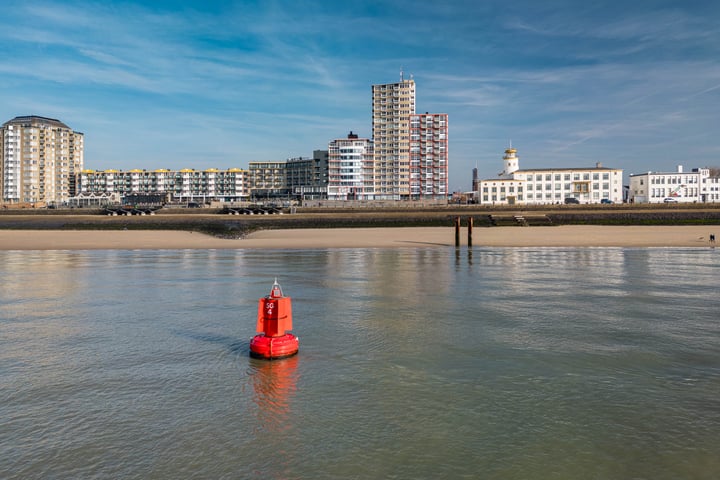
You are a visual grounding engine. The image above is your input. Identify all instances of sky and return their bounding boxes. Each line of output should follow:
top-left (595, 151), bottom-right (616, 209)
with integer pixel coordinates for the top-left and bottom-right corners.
top-left (1, 0), bottom-right (719, 191)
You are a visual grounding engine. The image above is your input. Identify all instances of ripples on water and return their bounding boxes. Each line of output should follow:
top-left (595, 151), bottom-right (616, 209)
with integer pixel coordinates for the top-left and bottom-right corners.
top-left (1, 247), bottom-right (719, 479)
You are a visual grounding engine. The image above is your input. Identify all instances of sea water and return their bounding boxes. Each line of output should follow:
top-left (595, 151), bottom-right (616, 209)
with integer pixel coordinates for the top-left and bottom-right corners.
top-left (1, 247), bottom-right (719, 479)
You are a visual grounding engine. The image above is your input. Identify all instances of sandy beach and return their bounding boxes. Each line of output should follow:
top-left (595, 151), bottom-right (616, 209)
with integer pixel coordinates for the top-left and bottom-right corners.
top-left (0, 225), bottom-right (717, 250)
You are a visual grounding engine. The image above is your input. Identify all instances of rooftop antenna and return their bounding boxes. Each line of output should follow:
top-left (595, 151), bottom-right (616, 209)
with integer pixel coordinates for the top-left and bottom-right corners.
top-left (400, 67), bottom-right (404, 82)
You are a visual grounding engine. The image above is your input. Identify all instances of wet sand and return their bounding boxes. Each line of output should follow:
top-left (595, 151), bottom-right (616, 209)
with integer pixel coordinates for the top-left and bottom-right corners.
top-left (0, 225), bottom-right (717, 250)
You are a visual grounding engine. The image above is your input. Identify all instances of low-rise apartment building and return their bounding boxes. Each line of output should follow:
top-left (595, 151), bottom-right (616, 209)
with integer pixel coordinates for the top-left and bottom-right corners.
top-left (629, 166), bottom-right (719, 203)
top-left (77, 168), bottom-right (249, 203)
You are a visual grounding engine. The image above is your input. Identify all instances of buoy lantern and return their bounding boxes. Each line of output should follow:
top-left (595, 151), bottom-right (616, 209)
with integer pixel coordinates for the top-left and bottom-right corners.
top-left (250, 279), bottom-right (299, 360)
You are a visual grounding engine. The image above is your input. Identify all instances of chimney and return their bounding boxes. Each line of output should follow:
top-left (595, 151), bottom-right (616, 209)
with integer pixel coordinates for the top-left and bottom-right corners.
top-left (596, 162), bottom-right (602, 168)
top-left (677, 165), bottom-right (683, 173)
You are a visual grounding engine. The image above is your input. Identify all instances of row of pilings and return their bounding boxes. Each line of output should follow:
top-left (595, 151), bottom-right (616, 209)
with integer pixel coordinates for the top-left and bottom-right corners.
top-left (454, 216), bottom-right (474, 247)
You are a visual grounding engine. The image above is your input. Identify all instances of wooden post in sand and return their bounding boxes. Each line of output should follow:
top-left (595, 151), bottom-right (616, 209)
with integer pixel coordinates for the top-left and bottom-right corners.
top-left (468, 217), bottom-right (473, 248)
top-left (455, 216), bottom-right (461, 247)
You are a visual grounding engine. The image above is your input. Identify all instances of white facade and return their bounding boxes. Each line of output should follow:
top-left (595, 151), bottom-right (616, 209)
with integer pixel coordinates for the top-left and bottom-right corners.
top-left (478, 147), bottom-right (623, 205)
top-left (704, 175), bottom-right (720, 203)
top-left (78, 168), bottom-right (249, 203)
top-left (1, 116), bottom-right (84, 205)
top-left (328, 132), bottom-right (374, 200)
top-left (629, 165), bottom-right (718, 203)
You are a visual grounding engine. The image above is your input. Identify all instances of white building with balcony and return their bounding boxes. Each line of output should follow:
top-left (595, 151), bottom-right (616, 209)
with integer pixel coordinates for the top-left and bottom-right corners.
top-left (328, 132), bottom-right (374, 200)
top-left (409, 113), bottom-right (448, 199)
top-left (1, 115), bottom-right (84, 205)
top-left (77, 168), bottom-right (249, 204)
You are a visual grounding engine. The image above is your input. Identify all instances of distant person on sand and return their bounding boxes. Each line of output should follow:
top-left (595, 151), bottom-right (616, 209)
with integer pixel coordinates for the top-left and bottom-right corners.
top-left (710, 234), bottom-right (716, 243)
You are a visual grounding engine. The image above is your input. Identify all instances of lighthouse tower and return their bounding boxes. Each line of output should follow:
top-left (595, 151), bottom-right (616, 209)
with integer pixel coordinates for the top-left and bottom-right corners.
top-left (500, 146), bottom-right (520, 177)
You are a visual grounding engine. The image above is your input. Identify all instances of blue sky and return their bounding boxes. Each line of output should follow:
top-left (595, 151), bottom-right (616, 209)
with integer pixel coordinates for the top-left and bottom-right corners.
top-left (2, 0), bottom-right (719, 191)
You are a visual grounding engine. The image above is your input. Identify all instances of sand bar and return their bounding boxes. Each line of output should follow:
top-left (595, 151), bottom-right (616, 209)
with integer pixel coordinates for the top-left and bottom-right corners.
top-left (0, 226), bottom-right (718, 250)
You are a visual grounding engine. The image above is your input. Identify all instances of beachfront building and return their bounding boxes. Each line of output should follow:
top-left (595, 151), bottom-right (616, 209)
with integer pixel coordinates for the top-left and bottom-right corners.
top-left (409, 113), bottom-right (448, 199)
top-left (477, 147), bottom-right (623, 205)
top-left (247, 160), bottom-right (289, 201)
top-left (704, 174), bottom-right (720, 203)
top-left (371, 74), bottom-right (449, 201)
top-left (1, 115), bottom-right (84, 206)
top-left (327, 132), bottom-right (374, 200)
top-left (629, 166), bottom-right (718, 203)
top-left (372, 75), bottom-right (416, 200)
top-left (246, 150), bottom-right (331, 202)
top-left (76, 168), bottom-right (249, 204)
top-left (286, 150), bottom-right (329, 201)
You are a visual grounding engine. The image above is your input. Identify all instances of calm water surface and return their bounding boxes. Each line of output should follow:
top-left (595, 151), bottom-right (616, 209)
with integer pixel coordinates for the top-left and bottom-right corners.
top-left (1, 247), bottom-right (719, 479)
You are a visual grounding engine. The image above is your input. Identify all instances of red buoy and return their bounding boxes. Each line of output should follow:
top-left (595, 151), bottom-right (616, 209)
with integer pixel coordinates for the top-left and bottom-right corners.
top-left (250, 279), bottom-right (299, 360)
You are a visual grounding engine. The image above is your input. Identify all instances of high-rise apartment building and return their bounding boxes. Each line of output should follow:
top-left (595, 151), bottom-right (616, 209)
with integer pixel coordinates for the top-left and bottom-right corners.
top-left (372, 76), bottom-right (416, 199)
top-left (409, 113), bottom-right (448, 199)
top-left (1, 115), bottom-right (84, 205)
top-left (328, 131), bottom-right (374, 200)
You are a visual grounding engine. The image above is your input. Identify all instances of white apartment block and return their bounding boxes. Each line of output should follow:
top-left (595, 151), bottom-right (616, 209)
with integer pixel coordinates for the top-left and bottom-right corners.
top-left (478, 147), bottom-right (623, 205)
top-left (409, 113), bottom-right (448, 199)
top-left (705, 176), bottom-right (720, 203)
top-left (328, 131), bottom-right (374, 200)
top-left (629, 165), bottom-right (719, 203)
top-left (372, 76), bottom-right (416, 199)
top-left (1, 115), bottom-right (84, 205)
top-left (77, 168), bottom-right (249, 203)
